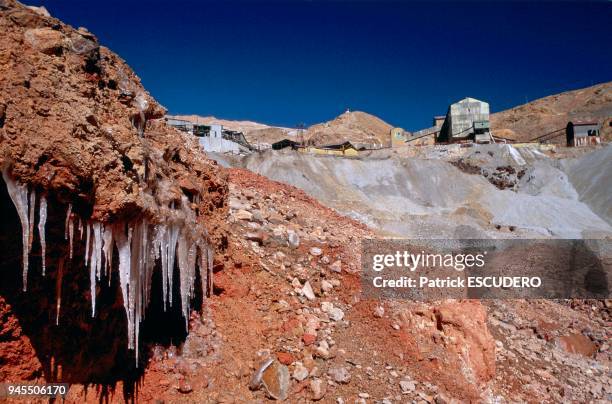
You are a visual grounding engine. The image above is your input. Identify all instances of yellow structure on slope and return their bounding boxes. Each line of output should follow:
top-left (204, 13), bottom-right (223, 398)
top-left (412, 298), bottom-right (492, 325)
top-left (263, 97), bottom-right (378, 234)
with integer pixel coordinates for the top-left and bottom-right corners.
top-left (298, 142), bottom-right (360, 157)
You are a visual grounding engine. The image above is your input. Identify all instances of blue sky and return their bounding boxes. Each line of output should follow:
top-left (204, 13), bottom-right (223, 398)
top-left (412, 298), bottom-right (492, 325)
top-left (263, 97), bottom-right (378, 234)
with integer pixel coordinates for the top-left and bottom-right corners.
top-left (30, 1), bottom-right (611, 131)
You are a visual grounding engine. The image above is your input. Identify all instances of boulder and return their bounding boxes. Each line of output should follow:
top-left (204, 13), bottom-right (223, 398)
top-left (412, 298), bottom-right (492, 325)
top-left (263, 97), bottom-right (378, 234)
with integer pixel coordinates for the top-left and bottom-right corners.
top-left (433, 301), bottom-right (496, 385)
top-left (24, 27), bottom-right (67, 55)
top-left (261, 361), bottom-right (290, 400)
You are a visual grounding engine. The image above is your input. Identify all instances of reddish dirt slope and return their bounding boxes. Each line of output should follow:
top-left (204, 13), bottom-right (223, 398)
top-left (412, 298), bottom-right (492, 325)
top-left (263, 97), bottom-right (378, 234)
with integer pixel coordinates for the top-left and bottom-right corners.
top-left (81, 168), bottom-right (498, 403)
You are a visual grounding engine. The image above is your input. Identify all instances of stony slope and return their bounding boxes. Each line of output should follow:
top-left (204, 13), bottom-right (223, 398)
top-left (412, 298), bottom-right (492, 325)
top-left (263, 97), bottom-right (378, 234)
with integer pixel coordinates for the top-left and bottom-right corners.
top-left (93, 167), bottom-right (609, 403)
top-left (305, 110), bottom-right (394, 147)
top-left (174, 110), bottom-right (396, 148)
top-left (491, 81), bottom-right (612, 142)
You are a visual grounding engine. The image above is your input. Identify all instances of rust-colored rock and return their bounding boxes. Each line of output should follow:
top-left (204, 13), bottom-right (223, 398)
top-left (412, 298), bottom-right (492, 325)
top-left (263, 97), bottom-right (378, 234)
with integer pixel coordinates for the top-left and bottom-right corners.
top-left (0, 0), bottom-right (228, 385)
top-left (261, 360), bottom-right (290, 400)
top-left (23, 27), bottom-right (67, 55)
top-left (434, 301), bottom-right (496, 385)
top-left (302, 333), bottom-right (316, 346)
top-left (276, 352), bottom-right (295, 365)
top-left (555, 333), bottom-right (598, 358)
top-left (0, 0), bottom-right (227, 227)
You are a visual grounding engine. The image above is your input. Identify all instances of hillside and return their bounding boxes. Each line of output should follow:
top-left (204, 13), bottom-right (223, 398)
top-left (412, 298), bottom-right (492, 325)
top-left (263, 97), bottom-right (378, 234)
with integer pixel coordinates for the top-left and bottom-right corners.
top-left (305, 110), bottom-right (394, 147)
top-left (169, 114), bottom-right (295, 145)
top-left (172, 110), bottom-right (397, 148)
top-left (491, 81), bottom-right (612, 142)
top-left (170, 114), bottom-right (274, 133)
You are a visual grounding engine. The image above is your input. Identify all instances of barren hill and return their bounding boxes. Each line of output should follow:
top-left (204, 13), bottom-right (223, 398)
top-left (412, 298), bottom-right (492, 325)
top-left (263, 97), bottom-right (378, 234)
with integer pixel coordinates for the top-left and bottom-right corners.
top-left (172, 110), bottom-right (396, 148)
top-left (169, 114), bottom-right (295, 145)
top-left (491, 81), bottom-right (612, 142)
top-left (170, 114), bottom-right (273, 132)
top-left (305, 110), bottom-right (394, 147)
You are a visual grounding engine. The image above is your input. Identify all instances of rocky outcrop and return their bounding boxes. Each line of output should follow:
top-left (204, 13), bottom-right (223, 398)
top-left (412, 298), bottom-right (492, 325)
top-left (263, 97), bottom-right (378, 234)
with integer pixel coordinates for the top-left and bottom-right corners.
top-left (397, 300), bottom-right (496, 397)
top-left (434, 301), bottom-right (496, 385)
top-left (0, 0), bottom-right (227, 383)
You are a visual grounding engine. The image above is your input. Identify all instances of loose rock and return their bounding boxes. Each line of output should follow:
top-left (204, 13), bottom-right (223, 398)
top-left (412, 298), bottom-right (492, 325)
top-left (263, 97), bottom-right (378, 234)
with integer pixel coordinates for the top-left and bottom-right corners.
top-left (310, 247), bottom-right (322, 256)
top-left (400, 379), bottom-right (416, 393)
top-left (287, 230), bottom-right (300, 248)
top-left (329, 260), bottom-right (342, 273)
top-left (310, 378), bottom-right (326, 400)
top-left (177, 380), bottom-right (193, 394)
top-left (235, 209), bottom-right (253, 221)
top-left (261, 361), bottom-right (290, 401)
top-left (292, 362), bottom-right (309, 381)
top-left (302, 281), bottom-right (316, 301)
top-left (328, 366), bottom-right (351, 384)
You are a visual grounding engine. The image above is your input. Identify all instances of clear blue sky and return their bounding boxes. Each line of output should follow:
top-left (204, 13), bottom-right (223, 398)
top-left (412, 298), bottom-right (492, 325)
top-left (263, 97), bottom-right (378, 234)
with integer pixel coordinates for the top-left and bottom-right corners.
top-left (30, 1), bottom-right (611, 130)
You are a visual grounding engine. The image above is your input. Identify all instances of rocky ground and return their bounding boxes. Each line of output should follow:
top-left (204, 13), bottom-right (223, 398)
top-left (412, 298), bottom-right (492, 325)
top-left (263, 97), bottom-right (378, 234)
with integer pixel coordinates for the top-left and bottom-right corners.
top-left (64, 168), bottom-right (493, 403)
top-left (53, 168), bottom-right (608, 403)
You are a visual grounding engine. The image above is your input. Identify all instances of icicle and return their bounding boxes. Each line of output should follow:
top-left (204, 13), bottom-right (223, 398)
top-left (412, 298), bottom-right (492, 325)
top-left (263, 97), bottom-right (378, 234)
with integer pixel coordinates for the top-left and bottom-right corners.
top-left (28, 190), bottom-right (35, 253)
top-left (68, 218), bottom-right (74, 260)
top-left (153, 225), bottom-right (167, 310)
top-left (56, 258), bottom-right (64, 325)
top-left (38, 195), bottom-right (47, 276)
top-left (86, 223), bottom-right (105, 317)
top-left (3, 168), bottom-right (215, 366)
top-left (177, 231), bottom-right (189, 326)
top-left (2, 168), bottom-right (31, 291)
top-left (114, 224), bottom-right (133, 350)
top-left (65, 204), bottom-right (74, 261)
top-left (92, 222), bottom-right (102, 280)
top-left (102, 225), bottom-right (113, 284)
top-left (85, 222), bottom-right (91, 267)
top-left (64, 204), bottom-right (72, 240)
top-left (154, 223), bottom-right (179, 310)
top-left (167, 224), bottom-right (179, 307)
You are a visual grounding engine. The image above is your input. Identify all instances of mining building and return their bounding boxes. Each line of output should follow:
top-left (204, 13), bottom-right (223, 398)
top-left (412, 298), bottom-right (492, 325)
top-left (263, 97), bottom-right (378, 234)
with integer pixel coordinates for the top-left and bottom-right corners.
top-left (566, 121), bottom-right (601, 147)
top-left (437, 97), bottom-right (493, 144)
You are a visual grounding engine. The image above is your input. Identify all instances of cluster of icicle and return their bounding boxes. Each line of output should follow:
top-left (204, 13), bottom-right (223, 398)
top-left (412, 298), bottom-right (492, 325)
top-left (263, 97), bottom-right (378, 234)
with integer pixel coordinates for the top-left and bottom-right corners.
top-left (1, 168), bottom-right (47, 291)
top-left (2, 168), bottom-right (213, 364)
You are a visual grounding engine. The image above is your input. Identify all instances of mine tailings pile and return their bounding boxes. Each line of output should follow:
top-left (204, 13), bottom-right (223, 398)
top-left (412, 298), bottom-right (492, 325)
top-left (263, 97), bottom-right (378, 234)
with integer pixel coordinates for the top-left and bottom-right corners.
top-left (0, 0), bottom-right (227, 386)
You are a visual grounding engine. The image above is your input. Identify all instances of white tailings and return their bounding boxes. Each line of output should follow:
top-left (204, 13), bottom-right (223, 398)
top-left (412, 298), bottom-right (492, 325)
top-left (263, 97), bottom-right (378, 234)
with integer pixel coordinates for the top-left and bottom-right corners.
top-left (2, 169), bottom-right (213, 364)
top-left (242, 148), bottom-right (612, 238)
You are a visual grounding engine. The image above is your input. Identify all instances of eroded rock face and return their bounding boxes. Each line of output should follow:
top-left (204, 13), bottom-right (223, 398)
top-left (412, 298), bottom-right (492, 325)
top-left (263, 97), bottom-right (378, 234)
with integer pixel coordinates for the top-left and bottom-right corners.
top-left (397, 300), bottom-right (495, 396)
top-left (0, 1), bottom-right (226, 226)
top-left (0, 0), bottom-right (227, 384)
top-left (434, 301), bottom-right (496, 385)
